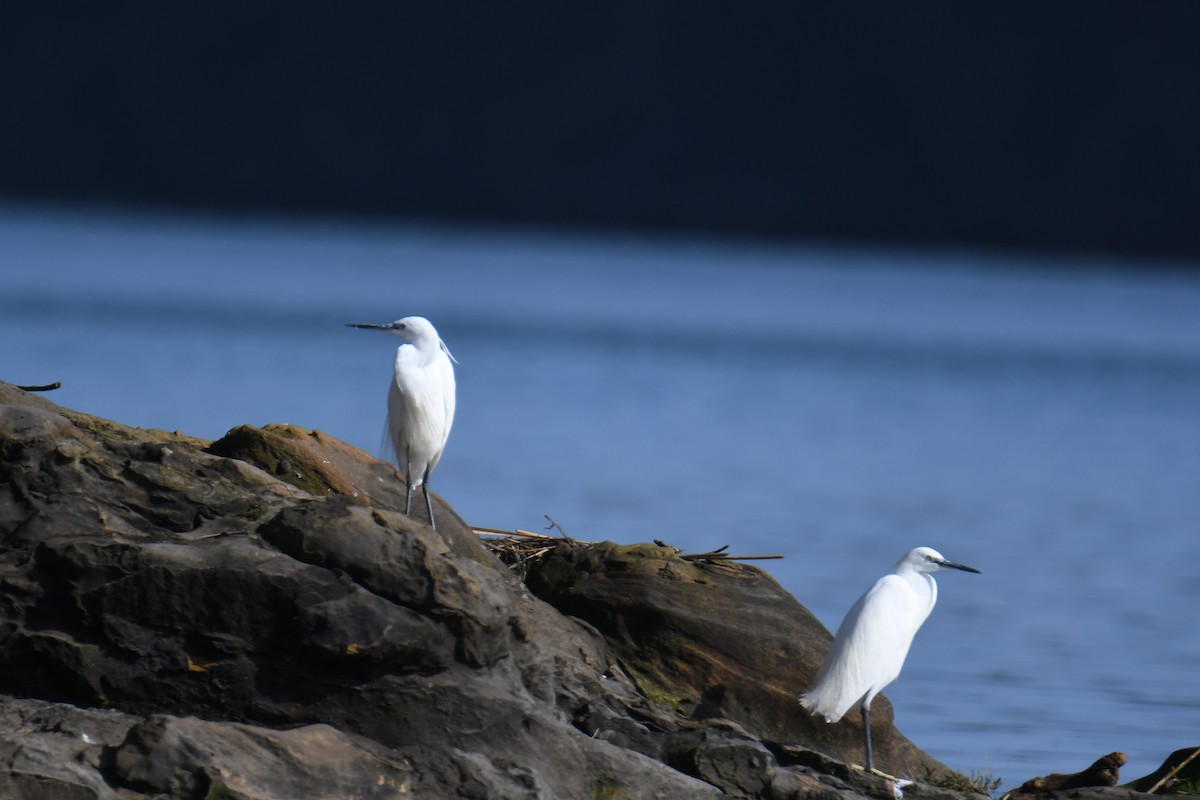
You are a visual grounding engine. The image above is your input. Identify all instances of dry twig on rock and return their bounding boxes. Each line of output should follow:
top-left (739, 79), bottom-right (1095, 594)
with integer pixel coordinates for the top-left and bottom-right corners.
top-left (473, 528), bottom-right (782, 579)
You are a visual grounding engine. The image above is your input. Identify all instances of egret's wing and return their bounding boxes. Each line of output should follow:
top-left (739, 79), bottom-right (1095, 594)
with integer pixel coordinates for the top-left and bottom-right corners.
top-left (383, 378), bottom-right (408, 468)
top-left (802, 575), bottom-right (923, 721)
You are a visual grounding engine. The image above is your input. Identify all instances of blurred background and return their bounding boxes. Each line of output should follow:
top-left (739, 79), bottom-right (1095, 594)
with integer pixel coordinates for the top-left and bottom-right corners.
top-left (3, 3), bottom-right (1199, 790)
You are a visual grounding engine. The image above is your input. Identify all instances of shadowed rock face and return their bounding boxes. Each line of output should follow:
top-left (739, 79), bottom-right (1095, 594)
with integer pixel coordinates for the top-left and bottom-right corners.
top-left (0, 381), bottom-right (1173, 799)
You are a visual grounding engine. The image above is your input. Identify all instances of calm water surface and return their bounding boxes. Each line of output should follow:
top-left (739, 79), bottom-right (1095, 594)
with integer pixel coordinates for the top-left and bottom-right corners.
top-left (3, 205), bottom-right (1199, 789)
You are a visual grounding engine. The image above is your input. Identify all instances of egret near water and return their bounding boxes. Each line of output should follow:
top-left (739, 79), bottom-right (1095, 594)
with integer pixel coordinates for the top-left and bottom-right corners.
top-left (346, 316), bottom-right (457, 530)
top-left (800, 546), bottom-right (980, 774)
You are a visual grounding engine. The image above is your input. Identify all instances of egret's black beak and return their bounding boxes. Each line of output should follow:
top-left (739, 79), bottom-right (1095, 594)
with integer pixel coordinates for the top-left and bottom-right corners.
top-left (937, 558), bottom-right (981, 574)
top-left (346, 322), bottom-right (392, 331)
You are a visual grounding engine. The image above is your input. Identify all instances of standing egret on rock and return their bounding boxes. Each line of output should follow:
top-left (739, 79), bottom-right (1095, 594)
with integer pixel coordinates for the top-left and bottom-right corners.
top-left (346, 316), bottom-right (456, 530)
top-left (800, 546), bottom-right (979, 774)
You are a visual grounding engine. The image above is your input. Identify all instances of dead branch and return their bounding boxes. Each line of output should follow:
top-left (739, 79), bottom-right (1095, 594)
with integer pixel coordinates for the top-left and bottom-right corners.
top-left (473, 528), bottom-right (782, 575)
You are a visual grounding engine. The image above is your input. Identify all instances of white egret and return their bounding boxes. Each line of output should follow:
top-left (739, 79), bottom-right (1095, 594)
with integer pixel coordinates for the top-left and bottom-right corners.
top-left (800, 546), bottom-right (979, 774)
top-left (347, 316), bottom-right (456, 530)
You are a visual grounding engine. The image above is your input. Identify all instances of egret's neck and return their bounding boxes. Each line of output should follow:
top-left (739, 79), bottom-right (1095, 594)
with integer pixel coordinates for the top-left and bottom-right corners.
top-left (398, 339), bottom-right (440, 364)
top-left (896, 565), bottom-right (939, 612)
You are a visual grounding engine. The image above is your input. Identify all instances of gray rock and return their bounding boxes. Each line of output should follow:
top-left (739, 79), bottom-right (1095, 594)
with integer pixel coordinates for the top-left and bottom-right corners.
top-left (0, 383), bottom-right (720, 798)
top-left (0, 697), bottom-right (134, 800)
top-left (109, 714), bottom-right (414, 799)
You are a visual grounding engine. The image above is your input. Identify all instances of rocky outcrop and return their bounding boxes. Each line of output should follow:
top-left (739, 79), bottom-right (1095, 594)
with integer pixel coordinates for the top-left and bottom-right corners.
top-left (1001, 752), bottom-right (1126, 800)
top-left (0, 380), bottom-right (1180, 798)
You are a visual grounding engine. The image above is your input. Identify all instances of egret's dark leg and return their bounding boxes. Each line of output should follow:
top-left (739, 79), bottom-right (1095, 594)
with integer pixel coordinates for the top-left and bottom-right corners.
top-left (861, 703), bottom-right (874, 773)
top-left (422, 466), bottom-right (436, 531)
top-left (404, 454), bottom-right (413, 516)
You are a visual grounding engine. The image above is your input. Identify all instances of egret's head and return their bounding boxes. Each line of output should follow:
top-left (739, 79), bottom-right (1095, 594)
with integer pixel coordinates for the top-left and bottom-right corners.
top-left (346, 315), bottom-right (439, 344)
top-left (907, 546), bottom-right (981, 575)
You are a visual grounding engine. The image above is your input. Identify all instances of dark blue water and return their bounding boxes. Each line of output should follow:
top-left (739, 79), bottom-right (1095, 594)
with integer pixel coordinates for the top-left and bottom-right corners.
top-left (4, 205), bottom-right (1199, 789)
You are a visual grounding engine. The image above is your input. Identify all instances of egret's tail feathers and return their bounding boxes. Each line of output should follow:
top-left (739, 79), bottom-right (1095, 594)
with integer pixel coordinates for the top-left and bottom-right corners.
top-left (800, 684), bottom-right (850, 724)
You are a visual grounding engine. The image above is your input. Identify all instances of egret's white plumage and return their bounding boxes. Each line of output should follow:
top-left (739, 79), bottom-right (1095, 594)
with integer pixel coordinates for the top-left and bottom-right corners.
top-left (801, 546), bottom-right (979, 772)
top-left (347, 315), bottom-right (456, 529)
